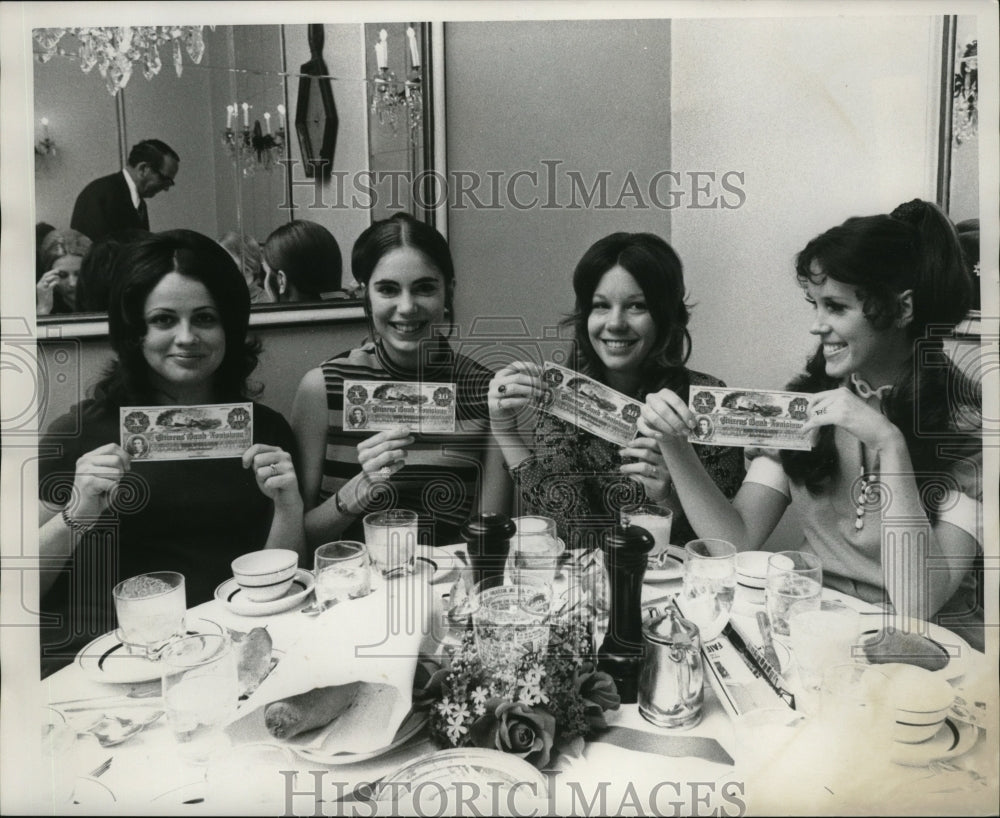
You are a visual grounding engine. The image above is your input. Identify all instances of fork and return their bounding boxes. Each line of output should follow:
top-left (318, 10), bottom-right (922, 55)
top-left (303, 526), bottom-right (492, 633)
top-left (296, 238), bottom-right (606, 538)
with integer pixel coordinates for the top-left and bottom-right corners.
top-left (87, 757), bottom-right (113, 779)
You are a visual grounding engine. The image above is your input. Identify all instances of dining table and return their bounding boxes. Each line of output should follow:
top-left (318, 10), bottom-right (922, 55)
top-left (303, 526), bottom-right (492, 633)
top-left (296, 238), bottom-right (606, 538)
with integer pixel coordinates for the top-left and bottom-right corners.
top-left (39, 542), bottom-right (997, 816)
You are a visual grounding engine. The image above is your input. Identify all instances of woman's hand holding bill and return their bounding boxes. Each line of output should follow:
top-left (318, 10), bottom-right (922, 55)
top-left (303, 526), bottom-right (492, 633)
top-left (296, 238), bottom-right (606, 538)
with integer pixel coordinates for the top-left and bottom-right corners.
top-left (71, 443), bottom-right (131, 519)
top-left (801, 387), bottom-right (903, 451)
top-left (36, 269), bottom-right (61, 315)
top-left (244, 444), bottom-right (300, 507)
top-left (638, 388), bottom-right (696, 444)
top-left (619, 436), bottom-right (673, 503)
top-left (488, 362), bottom-right (545, 431)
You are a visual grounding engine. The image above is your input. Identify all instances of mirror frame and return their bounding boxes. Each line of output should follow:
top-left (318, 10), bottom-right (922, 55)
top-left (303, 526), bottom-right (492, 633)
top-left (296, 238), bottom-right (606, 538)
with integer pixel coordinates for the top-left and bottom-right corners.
top-left (34, 22), bottom-right (446, 338)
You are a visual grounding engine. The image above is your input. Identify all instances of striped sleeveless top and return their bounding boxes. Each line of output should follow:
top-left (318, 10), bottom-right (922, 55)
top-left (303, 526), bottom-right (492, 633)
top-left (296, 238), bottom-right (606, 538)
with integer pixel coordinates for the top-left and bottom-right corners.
top-left (319, 336), bottom-right (492, 545)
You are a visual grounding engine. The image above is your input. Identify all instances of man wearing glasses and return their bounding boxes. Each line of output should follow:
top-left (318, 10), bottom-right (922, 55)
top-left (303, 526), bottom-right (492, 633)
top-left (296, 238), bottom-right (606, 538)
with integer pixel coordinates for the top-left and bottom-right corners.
top-left (70, 139), bottom-right (179, 242)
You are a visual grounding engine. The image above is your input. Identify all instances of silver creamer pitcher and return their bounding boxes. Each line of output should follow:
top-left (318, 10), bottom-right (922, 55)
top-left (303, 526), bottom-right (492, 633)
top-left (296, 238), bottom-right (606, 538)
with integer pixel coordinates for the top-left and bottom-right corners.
top-left (638, 607), bottom-right (705, 729)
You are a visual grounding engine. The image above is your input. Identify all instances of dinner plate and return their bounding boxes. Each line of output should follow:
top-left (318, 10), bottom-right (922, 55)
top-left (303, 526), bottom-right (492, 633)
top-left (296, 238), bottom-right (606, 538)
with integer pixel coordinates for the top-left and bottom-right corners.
top-left (290, 706), bottom-right (428, 765)
top-left (645, 544), bottom-right (685, 583)
top-left (891, 717), bottom-right (978, 767)
top-left (75, 616), bottom-right (224, 684)
top-left (377, 747), bottom-right (548, 809)
top-left (215, 568), bottom-right (314, 616)
top-left (858, 618), bottom-right (974, 682)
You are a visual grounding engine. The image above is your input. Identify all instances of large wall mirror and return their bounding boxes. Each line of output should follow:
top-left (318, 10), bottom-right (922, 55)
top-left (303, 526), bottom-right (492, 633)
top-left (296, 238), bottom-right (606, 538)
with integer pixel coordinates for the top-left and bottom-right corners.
top-left (32, 22), bottom-right (439, 334)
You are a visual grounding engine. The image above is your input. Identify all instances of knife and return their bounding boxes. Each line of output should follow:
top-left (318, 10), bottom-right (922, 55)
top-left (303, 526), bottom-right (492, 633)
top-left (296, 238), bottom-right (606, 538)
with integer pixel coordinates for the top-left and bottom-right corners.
top-left (756, 611), bottom-right (782, 670)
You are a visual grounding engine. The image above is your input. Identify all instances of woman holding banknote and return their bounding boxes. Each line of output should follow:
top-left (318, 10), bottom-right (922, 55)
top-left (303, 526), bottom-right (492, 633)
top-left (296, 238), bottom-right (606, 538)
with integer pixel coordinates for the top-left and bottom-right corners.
top-left (291, 213), bottom-right (507, 547)
top-left (37, 230), bottom-right (304, 676)
top-left (639, 200), bottom-right (983, 648)
top-left (488, 232), bottom-right (745, 549)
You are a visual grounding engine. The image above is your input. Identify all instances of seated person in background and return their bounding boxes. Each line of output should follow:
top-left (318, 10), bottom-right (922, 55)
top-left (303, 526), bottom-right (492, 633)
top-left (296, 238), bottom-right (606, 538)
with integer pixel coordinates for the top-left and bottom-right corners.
top-left (70, 138), bottom-right (179, 242)
top-left (36, 228), bottom-right (92, 315)
top-left (75, 228), bottom-right (150, 313)
top-left (220, 230), bottom-right (270, 304)
top-left (488, 232), bottom-right (745, 549)
top-left (35, 221), bottom-right (56, 278)
top-left (37, 229), bottom-right (304, 677)
top-left (262, 219), bottom-right (345, 302)
top-left (291, 213), bottom-right (507, 547)
top-left (640, 200), bottom-right (984, 649)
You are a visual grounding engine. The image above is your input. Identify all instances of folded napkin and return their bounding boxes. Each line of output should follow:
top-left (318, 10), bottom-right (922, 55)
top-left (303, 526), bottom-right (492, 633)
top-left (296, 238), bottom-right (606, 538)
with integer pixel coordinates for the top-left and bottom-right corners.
top-left (226, 580), bottom-right (431, 755)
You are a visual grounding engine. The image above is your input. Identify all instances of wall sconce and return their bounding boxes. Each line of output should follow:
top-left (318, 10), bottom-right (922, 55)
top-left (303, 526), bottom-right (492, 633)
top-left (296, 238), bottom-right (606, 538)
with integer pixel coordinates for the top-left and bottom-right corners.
top-left (35, 117), bottom-right (56, 156)
top-left (370, 26), bottom-right (423, 143)
top-left (222, 102), bottom-right (286, 176)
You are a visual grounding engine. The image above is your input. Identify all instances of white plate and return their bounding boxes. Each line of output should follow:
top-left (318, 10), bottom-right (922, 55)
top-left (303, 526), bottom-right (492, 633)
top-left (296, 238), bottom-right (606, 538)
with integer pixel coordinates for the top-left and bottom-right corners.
top-left (892, 717), bottom-right (978, 767)
top-left (291, 707), bottom-right (428, 765)
top-left (645, 544), bottom-right (685, 583)
top-left (858, 618), bottom-right (975, 682)
top-left (75, 616), bottom-right (224, 684)
top-left (215, 568), bottom-right (314, 616)
top-left (378, 747), bottom-right (548, 805)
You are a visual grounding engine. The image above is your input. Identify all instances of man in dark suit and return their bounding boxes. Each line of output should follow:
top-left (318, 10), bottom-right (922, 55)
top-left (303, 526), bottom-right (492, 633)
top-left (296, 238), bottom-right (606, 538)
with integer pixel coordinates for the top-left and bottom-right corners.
top-left (70, 139), bottom-right (179, 242)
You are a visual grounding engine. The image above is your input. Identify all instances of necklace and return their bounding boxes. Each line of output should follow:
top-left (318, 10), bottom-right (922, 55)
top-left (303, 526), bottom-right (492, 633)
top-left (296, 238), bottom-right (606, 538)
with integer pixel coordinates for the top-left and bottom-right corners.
top-left (850, 372), bottom-right (893, 401)
top-left (854, 441), bottom-right (879, 531)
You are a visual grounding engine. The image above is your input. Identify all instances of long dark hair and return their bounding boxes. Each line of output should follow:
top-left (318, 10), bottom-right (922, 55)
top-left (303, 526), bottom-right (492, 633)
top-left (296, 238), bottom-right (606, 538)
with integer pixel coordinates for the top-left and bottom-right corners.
top-left (781, 200), bottom-right (979, 512)
top-left (262, 219), bottom-right (342, 300)
top-left (91, 229), bottom-right (261, 412)
top-left (351, 213), bottom-right (456, 340)
top-left (563, 232), bottom-right (692, 393)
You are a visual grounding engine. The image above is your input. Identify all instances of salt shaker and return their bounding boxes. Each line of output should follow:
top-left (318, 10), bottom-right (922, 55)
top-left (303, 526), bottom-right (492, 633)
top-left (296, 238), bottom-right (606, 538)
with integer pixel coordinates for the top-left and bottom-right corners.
top-left (638, 607), bottom-right (705, 729)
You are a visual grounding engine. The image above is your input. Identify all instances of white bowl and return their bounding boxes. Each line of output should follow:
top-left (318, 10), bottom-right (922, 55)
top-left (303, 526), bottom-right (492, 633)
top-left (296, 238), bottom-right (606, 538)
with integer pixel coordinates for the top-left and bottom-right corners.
top-left (231, 549), bottom-right (299, 603)
top-left (881, 663), bottom-right (955, 744)
top-left (735, 551), bottom-right (772, 581)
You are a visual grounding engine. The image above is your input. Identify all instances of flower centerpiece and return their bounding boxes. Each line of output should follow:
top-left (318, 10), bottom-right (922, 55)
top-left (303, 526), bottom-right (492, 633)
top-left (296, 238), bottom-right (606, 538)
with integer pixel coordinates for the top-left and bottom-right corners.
top-left (418, 619), bottom-right (620, 769)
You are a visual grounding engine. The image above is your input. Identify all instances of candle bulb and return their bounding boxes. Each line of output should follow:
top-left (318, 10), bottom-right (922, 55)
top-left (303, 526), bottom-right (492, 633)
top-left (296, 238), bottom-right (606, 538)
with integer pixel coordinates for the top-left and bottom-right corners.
top-left (242, 102), bottom-right (250, 128)
top-left (41, 117), bottom-right (50, 139)
top-left (276, 104), bottom-right (286, 130)
top-left (264, 112), bottom-right (271, 134)
top-left (226, 105), bottom-right (234, 129)
top-left (407, 26), bottom-right (420, 69)
top-left (377, 29), bottom-right (388, 70)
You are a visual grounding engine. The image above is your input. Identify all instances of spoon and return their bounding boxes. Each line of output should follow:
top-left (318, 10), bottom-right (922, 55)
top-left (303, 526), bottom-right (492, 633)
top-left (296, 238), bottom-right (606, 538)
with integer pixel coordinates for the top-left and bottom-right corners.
top-left (81, 710), bottom-right (165, 747)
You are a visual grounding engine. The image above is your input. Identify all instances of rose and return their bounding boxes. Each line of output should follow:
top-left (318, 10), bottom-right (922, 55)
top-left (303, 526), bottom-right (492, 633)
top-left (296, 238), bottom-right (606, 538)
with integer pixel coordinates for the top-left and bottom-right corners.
top-left (468, 699), bottom-right (556, 768)
top-left (575, 665), bottom-right (620, 731)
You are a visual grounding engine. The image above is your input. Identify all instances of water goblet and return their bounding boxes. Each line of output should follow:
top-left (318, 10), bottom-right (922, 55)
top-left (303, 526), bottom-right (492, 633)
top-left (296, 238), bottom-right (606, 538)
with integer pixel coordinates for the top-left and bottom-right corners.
top-left (112, 571), bottom-right (186, 659)
top-left (789, 606), bottom-right (862, 709)
top-left (620, 503), bottom-right (673, 557)
top-left (507, 515), bottom-right (564, 584)
top-left (314, 541), bottom-right (373, 610)
top-left (679, 538), bottom-right (737, 641)
top-left (363, 509), bottom-right (418, 577)
top-left (161, 633), bottom-right (239, 765)
top-left (471, 574), bottom-right (553, 673)
top-left (765, 551), bottom-right (822, 637)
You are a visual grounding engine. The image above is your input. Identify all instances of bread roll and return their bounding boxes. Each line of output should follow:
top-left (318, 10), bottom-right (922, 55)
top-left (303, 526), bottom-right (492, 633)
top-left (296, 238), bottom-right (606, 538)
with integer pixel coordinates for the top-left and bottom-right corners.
top-left (264, 683), bottom-right (361, 740)
top-left (862, 628), bottom-right (949, 672)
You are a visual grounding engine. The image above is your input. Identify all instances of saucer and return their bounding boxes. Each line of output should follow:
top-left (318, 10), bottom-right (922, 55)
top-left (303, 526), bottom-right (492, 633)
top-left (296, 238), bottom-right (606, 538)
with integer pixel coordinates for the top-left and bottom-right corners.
top-left (75, 616), bottom-right (223, 684)
top-left (214, 568), bottom-right (314, 616)
top-left (645, 544), bottom-right (685, 583)
top-left (892, 717), bottom-right (978, 767)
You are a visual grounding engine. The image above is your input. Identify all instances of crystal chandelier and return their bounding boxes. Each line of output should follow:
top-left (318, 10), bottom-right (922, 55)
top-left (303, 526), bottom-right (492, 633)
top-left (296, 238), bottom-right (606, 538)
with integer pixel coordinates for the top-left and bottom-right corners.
top-left (370, 27), bottom-right (423, 144)
top-left (33, 27), bottom-right (209, 96)
top-left (222, 103), bottom-right (287, 177)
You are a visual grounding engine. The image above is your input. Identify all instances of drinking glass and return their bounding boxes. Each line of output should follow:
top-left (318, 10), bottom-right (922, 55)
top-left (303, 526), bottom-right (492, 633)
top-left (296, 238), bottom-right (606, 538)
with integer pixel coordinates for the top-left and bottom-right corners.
top-left (789, 607), bottom-right (862, 698)
top-left (363, 509), bottom-right (418, 577)
top-left (113, 571), bottom-right (186, 658)
top-left (680, 539), bottom-right (737, 641)
top-left (620, 503), bottom-right (673, 556)
top-left (314, 541), bottom-right (372, 610)
top-left (161, 633), bottom-right (238, 764)
top-left (41, 708), bottom-right (80, 806)
top-left (471, 575), bottom-right (553, 672)
top-left (561, 549), bottom-right (611, 648)
top-left (506, 516), bottom-right (564, 584)
top-left (765, 551), bottom-right (822, 636)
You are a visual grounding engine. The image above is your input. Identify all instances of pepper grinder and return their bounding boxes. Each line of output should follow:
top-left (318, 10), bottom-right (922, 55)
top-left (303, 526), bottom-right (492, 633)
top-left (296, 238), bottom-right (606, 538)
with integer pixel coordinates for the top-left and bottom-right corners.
top-left (459, 512), bottom-right (516, 591)
top-left (598, 523), bottom-right (654, 703)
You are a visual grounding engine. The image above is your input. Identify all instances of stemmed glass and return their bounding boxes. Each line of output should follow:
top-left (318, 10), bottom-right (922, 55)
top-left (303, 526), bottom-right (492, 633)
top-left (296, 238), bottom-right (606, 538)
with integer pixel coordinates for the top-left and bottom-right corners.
top-left (765, 551), bottom-right (822, 637)
top-left (680, 538), bottom-right (737, 641)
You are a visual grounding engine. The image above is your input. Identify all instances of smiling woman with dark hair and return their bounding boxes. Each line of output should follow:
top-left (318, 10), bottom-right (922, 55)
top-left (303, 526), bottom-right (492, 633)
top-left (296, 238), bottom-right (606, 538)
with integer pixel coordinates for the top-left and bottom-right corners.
top-left (37, 229), bottom-right (304, 677)
top-left (488, 232), bottom-right (744, 549)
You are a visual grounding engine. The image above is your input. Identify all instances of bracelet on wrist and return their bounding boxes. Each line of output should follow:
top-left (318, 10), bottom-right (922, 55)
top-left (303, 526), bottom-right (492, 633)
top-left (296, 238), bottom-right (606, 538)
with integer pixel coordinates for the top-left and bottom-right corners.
top-left (61, 506), bottom-right (97, 533)
top-left (334, 489), bottom-right (356, 517)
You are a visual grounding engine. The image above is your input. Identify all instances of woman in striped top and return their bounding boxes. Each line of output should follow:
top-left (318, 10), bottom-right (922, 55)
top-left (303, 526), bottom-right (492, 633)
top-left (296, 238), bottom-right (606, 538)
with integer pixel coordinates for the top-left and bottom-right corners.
top-left (291, 214), bottom-right (509, 547)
